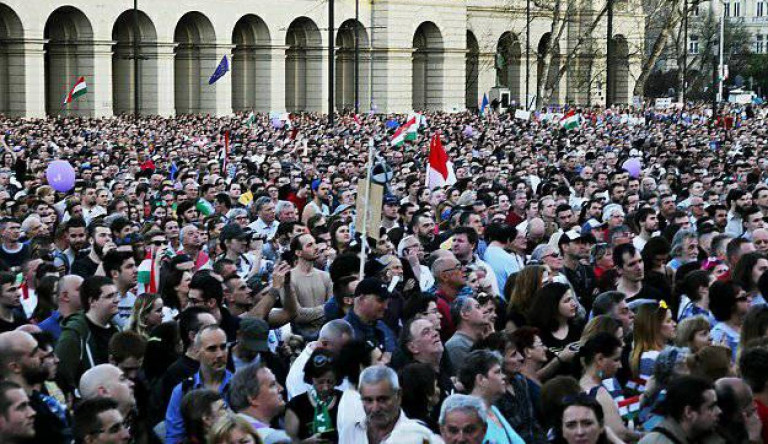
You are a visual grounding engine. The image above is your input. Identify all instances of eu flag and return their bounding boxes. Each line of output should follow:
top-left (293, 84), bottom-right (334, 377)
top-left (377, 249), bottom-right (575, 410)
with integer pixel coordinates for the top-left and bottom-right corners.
top-left (208, 56), bottom-right (229, 85)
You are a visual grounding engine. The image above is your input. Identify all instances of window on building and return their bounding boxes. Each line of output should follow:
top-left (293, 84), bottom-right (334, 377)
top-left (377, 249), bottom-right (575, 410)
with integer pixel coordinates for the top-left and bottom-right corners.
top-left (734, 1), bottom-right (741, 16)
top-left (693, 4), bottom-right (700, 15)
top-left (724, 2), bottom-right (731, 16)
top-left (758, 1), bottom-right (764, 16)
top-left (757, 35), bottom-right (765, 54)
top-left (690, 35), bottom-right (700, 54)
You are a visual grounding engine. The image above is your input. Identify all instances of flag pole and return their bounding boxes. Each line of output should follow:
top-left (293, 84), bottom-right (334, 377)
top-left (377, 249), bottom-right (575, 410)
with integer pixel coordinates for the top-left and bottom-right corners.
top-left (358, 138), bottom-right (375, 278)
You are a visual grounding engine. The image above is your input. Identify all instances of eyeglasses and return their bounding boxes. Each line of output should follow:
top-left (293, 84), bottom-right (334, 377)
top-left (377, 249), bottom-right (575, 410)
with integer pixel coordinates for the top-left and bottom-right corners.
top-left (151, 240), bottom-right (167, 246)
top-left (543, 252), bottom-right (561, 259)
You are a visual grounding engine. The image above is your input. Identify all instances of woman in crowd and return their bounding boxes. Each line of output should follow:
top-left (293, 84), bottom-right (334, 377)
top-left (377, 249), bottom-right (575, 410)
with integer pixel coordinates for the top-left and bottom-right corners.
top-left (475, 331), bottom-right (546, 443)
top-left (128, 293), bottom-right (164, 338)
top-left (159, 263), bottom-right (193, 321)
top-left (329, 220), bottom-right (352, 256)
top-left (459, 350), bottom-right (525, 444)
top-left (208, 414), bottom-right (263, 444)
top-left (676, 269), bottom-right (715, 324)
top-left (738, 305), bottom-right (768, 358)
top-left (285, 349), bottom-right (342, 443)
top-left (180, 389), bottom-right (228, 444)
top-left (630, 301), bottom-right (676, 380)
top-left (527, 282), bottom-right (582, 352)
top-left (505, 265), bottom-right (549, 331)
top-left (554, 394), bottom-right (611, 444)
top-left (641, 236), bottom-right (674, 299)
top-left (398, 362), bottom-right (441, 431)
top-left (687, 345), bottom-right (734, 382)
top-left (578, 332), bottom-right (641, 442)
top-left (580, 315), bottom-right (624, 344)
top-left (732, 251), bottom-right (768, 300)
top-left (710, 280), bottom-right (750, 362)
top-left (674, 315), bottom-right (712, 352)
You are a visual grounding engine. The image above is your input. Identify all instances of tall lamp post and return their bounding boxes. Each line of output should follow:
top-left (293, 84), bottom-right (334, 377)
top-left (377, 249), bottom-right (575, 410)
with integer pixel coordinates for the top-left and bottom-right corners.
top-left (682, 0), bottom-right (689, 105)
top-left (354, 0), bottom-right (360, 114)
top-left (525, 0), bottom-right (531, 109)
top-left (606, 0), bottom-right (614, 106)
top-left (133, 0), bottom-right (140, 118)
top-left (329, 0), bottom-right (335, 125)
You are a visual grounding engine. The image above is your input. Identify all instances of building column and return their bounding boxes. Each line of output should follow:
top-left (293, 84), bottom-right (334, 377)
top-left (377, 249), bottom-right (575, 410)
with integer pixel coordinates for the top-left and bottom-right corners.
top-left (14, 39), bottom-right (45, 118)
top-left (305, 46), bottom-right (327, 113)
top-left (152, 42), bottom-right (176, 117)
top-left (374, 48), bottom-right (411, 114)
top-left (477, 52), bottom-right (496, 106)
top-left (442, 49), bottom-right (466, 111)
top-left (92, 40), bottom-right (114, 118)
top-left (211, 43), bottom-right (234, 116)
top-left (268, 45), bottom-right (287, 113)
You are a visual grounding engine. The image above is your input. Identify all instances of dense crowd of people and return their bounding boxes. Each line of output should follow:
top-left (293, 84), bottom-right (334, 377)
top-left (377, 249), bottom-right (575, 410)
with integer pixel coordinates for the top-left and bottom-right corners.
top-left (0, 102), bottom-right (766, 444)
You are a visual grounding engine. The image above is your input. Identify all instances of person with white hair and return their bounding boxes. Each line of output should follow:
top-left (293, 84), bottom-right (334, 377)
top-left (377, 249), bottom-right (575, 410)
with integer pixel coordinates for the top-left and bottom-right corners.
top-left (339, 365), bottom-right (441, 444)
top-left (439, 394), bottom-right (488, 444)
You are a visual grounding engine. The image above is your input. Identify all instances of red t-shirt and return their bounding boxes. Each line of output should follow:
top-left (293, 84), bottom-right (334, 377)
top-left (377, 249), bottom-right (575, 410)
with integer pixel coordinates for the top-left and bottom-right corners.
top-left (755, 398), bottom-right (768, 444)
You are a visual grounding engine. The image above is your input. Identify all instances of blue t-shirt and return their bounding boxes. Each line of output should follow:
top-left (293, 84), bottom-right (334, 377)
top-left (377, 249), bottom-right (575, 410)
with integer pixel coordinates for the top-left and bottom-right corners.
top-left (711, 322), bottom-right (740, 362)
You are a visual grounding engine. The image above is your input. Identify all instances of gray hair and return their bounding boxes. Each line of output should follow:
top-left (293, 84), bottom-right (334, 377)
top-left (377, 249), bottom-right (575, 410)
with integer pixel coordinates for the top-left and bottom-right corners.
top-left (358, 365), bottom-right (399, 392)
top-left (275, 200), bottom-right (294, 215)
top-left (254, 196), bottom-right (272, 213)
top-left (439, 394), bottom-right (488, 425)
top-left (318, 319), bottom-right (353, 341)
top-left (226, 208), bottom-right (248, 221)
top-left (20, 214), bottom-right (42, 234)
top-left (530, 243), bottom-right (554, 262)
top-left (228, 363), bottom-right (263, 412)
top-left (671, 229), bottom-right (697, 258)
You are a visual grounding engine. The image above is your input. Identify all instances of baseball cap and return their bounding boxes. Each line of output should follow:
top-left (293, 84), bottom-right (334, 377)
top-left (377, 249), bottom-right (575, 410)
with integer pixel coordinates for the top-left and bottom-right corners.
top-left (383, 195), bottom-right (399, 205)
top-left (220, 223), bottom-right (250, 242)
top-left (239, 317), bottom-right (270, 353)
top-left (354, 277), bottom-right (391, 299)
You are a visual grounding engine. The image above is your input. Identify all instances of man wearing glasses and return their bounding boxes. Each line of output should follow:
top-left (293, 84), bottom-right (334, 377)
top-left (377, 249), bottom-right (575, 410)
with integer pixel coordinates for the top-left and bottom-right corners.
top-left (73, 397), bottom-right (131, 444)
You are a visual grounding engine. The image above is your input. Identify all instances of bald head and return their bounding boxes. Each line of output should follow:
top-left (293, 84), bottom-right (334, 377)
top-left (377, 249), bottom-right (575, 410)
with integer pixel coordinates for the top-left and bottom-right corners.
top-left (0, 331), bottom-right (37, 378)
top-left (79, 364), bottom-right (122, 400)
top-left (431, 255), bottom-right (460, 277)
top-left (715, 377), bottom-right (753, 422)
top-left (753, 229), bottom-right (768, 252)
top-left (528, 218), bottom-right (545, 238)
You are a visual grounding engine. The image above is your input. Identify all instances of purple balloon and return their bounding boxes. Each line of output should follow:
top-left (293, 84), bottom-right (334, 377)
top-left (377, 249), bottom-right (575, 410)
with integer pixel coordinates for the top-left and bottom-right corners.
top-left (46, 160), bottom-right (76, 192)
top-left (463, 125), bottom-right (474, 137)
top-left (271, 118), bottom-right (284, 129)
top-left (622, 158), bottom-right (642, 178)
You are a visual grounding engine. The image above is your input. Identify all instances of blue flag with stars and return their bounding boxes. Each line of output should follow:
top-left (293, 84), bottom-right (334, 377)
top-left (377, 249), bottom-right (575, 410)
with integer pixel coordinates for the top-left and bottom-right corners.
top-left (208, 56), bottom-right (229, 85)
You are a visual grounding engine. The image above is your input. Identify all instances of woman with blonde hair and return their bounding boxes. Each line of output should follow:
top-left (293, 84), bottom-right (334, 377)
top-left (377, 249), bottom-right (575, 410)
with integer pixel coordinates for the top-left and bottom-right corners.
top-left (580, 315), bottom-right (624, 344)
top-left (674, 315), bottom-right (712, 352)
top-left (208, 414), bottom-right (263, 444)
top-left (630, 301), bottom-right (677, 380)
top-left (127, 293), bottom-right (164, 338)
top-left (505, 265), bottom-right (549, 331)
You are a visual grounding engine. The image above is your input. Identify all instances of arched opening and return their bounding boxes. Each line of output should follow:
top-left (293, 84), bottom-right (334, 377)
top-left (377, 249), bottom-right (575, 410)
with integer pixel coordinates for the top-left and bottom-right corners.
top-left (44, 7), bottom-right (94, 116)
top-left (610, 35), bottom-right (630, 105)
top-left (174, 12), bottom-right (216, 115)
top-left (232, 14), bottom-right (271, 113)
top-left (537, 33), bottom-right (561, 106)
top-left (336, 19), bottom-right (369, 112)
top-left (112, 10), bottom-right (158, 115)
top-left (285, 17), bottom-right (322, 113)
top-left (412, 22), bottom-right (443, 111)
top-left (466, 31), bottom-right (479, 110)
top-left (496, 32), bottom-right (522, 103)
top-left (0, 4), bottom-right (24, 116)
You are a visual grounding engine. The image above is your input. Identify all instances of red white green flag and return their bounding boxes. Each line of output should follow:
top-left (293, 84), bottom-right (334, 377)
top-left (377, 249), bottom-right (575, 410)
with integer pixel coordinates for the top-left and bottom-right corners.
top-left (63, 77), bottom-right (87, 105)
top-left (390, 117), bottom-right (418, 147)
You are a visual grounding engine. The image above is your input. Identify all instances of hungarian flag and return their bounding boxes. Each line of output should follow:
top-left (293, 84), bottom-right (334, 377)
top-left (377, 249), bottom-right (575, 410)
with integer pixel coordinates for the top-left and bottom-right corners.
top-left (390, 116), bottom-right (418, 147)
top-left (561, 109), bottom-right (580, 130)
top-left (63, 77), bottom-right (87, 105)
top-left (136, 251), bottom-right (158, 294)
top-left (426, 131), bottom-right (456, 189)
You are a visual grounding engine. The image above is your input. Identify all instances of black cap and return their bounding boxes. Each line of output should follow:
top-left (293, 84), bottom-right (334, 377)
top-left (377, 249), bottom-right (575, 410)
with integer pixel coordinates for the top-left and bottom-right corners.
top-left (354, 277), bottom-right (391, 299)
top-left (220, 223), bottom-right (250, 242)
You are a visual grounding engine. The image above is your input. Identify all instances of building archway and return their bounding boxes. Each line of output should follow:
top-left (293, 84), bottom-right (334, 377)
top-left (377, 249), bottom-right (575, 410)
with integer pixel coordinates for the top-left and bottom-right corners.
top-left (496, 32), bottom-right (521, 103)
top-left (44, 6), bottom-right (94, 115)
top-left (0, 4), bottom-right (24, 116)
top-left (412, 21), bottom-right (443, 111)
top-left (466, 30), bottom-right (479, 110)
top-left (112, 10), bottom-right (158, 115)
top-left (174, 12), bottom-right (217, 114)
top-left (610, 35), bottom-right (630, 104)
top-left (335, 19), bottom-right (369, 112)
top-left (232, 14), bottom-right (271, 112)
top-left (285, 17), bottom-right (322, 112)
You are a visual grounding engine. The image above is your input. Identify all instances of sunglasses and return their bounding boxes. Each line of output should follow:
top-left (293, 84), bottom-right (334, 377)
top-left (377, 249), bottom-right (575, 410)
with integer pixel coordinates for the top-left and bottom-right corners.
top-left (151, 240), bottom-right (167, 246)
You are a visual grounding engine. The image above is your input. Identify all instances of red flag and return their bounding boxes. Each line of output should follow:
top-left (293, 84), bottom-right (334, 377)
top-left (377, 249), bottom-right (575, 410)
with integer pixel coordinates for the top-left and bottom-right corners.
top-left (426, 132), bottom-right (456, 189)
